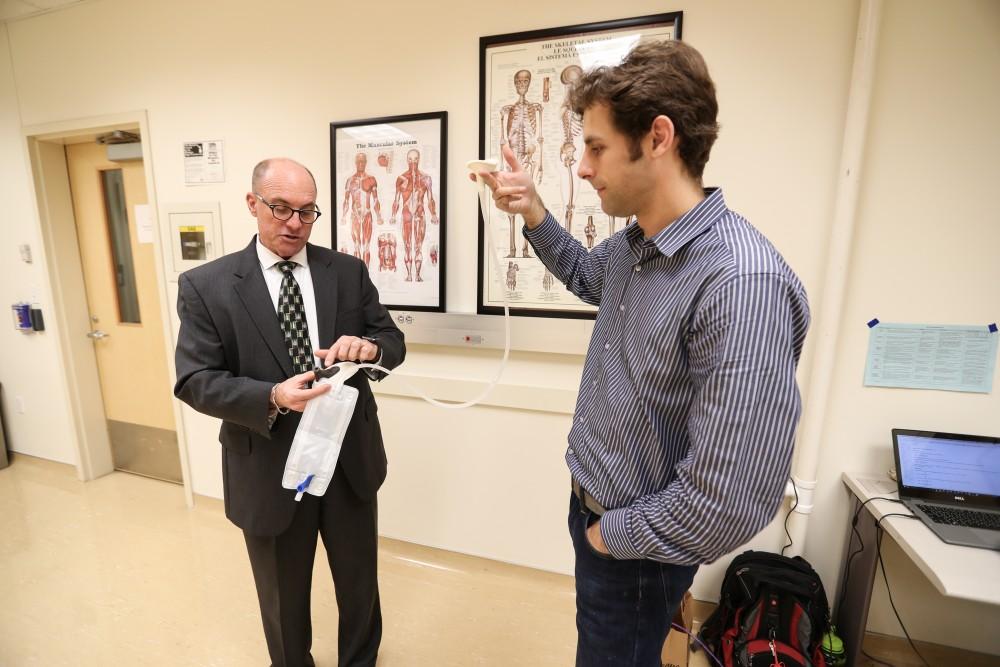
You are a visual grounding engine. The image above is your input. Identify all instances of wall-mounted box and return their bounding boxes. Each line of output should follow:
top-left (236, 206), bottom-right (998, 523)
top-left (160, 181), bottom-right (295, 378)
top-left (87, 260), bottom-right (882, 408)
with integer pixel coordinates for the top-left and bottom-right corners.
top-left (164, 202), bottom-right (223, 279)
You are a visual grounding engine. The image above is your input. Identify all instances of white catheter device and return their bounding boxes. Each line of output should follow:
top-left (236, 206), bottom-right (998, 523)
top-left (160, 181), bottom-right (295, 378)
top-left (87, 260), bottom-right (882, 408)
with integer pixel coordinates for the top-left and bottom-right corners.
top-left (466, 158), bottom-right (500, 173)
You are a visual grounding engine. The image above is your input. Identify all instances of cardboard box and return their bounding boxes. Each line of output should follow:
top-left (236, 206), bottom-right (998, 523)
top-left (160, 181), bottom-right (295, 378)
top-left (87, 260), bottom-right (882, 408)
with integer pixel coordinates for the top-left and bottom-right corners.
top-left (661, 591), bottom-right (694, 667)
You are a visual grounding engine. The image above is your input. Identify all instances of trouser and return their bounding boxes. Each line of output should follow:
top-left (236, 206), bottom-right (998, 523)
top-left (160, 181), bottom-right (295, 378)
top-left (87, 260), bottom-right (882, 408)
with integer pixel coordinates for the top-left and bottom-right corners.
top-left (244, 469), bottom-right (381, 667)
top-left (568, 492), bottom-right (698, 667)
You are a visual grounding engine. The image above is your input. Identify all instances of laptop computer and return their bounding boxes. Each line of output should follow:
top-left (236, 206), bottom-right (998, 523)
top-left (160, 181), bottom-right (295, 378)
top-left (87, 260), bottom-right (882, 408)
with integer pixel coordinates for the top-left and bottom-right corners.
top-left (892, 428), bottom-right (1000, 550)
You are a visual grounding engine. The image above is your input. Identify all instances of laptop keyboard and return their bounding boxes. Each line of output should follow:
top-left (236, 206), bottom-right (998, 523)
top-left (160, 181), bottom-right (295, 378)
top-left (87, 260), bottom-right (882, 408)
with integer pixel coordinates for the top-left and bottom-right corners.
top-left (916, 503), bottom-right (1000, 530)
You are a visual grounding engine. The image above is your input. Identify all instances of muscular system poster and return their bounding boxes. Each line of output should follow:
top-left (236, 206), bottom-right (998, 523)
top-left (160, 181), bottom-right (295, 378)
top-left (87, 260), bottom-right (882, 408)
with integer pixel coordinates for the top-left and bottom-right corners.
top-left (332, 113), bottom-right (446, 311)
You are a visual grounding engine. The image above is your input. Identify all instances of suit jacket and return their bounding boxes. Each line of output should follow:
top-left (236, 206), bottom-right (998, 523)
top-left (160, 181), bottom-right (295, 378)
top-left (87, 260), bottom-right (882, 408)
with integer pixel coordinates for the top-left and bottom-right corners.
top-left (174, 238), bottom-right (405, 537)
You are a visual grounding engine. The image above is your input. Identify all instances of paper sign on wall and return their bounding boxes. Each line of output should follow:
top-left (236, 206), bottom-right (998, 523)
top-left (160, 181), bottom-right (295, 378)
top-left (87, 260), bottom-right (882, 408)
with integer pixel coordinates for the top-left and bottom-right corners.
top-left (184, 140), bottom-right (225, 184)
top-left (134, 204), bottom-right (154, 244)
top-left (864, 322), bottom-right (998, 393)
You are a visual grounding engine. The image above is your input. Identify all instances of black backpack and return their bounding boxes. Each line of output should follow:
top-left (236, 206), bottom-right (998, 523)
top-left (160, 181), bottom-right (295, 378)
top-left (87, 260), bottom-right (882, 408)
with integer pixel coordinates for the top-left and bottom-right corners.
top-left (697, 551), bottom-right (831, 667)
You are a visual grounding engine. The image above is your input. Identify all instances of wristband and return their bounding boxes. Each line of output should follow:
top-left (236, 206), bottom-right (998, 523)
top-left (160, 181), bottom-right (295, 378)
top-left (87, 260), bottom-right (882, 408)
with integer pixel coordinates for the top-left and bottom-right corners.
top-left (361, 336), bottom-right (381, 359)
top-left (271, 383), bottom-right (290, 415)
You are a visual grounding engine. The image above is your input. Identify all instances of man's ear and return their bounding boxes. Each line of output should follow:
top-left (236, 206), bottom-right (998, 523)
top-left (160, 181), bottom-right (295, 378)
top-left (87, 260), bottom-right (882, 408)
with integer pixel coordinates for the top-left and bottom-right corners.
top-left (649, 115), bottom-right (677, 157)
top-left (246, 192), bottom-right (258, 217)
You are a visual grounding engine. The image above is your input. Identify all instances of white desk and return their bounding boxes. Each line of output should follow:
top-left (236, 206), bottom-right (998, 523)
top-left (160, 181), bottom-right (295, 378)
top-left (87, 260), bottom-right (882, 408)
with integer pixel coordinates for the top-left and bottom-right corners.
top-left (837, 473), bottom-right (1000, 664)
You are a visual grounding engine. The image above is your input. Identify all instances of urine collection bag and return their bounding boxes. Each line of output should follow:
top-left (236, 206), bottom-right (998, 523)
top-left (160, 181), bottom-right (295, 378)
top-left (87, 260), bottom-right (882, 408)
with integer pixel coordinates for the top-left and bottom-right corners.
top-left (281, 377), bottom-right (359, 501)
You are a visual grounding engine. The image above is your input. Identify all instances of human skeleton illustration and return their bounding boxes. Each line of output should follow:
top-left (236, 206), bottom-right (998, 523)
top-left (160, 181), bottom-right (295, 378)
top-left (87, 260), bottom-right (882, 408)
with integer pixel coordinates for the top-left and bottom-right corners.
top-left (500, 69), bottom-right (544, 257)
top-left (558, 65), bottom-right (583, 233)
top-left (506, 261), bottom-right (519, 290)
top-left (609, 216), bottom-right (622, 235)
top-left (585, 215), bottom-right (596, 249)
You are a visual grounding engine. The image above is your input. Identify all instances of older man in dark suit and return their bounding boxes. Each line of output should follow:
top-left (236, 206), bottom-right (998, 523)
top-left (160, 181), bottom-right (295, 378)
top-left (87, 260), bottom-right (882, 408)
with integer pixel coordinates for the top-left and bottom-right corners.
top-left (174, 157), bottom-right (404, 667)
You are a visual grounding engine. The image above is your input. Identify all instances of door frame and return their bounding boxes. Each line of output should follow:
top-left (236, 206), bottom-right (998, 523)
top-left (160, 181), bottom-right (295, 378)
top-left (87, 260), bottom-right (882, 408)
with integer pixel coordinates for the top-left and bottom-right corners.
top-left (24, 111), bottom-right (194, 507)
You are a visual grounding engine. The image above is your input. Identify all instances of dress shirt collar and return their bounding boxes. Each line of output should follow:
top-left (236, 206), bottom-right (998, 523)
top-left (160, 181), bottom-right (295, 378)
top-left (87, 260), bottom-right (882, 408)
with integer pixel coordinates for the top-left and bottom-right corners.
top-left (627, 187), bottom-right (728, 259)
top-left (255, 235), bottom-right (309, 270)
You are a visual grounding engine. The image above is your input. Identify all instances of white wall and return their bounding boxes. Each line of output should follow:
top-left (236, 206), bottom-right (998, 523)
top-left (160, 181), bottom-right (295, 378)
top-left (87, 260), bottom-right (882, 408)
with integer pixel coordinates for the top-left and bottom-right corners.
top-left (0, 23), bottom-right (77, 465)
top-left (1, 0), bottom-right (997, 653)
top-left (806, 0), bottom-right (1000, 650)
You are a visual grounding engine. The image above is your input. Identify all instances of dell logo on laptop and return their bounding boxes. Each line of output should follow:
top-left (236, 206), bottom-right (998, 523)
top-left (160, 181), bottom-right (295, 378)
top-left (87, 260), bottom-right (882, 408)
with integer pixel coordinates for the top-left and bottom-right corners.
top-left (954, 496), bottom-right (965, 502)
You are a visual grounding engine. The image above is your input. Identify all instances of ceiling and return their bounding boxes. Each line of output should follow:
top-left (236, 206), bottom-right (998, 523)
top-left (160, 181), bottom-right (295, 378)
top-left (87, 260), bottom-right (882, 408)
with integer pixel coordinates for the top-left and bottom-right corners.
top-left (0, 0), bottom-right (86, 23)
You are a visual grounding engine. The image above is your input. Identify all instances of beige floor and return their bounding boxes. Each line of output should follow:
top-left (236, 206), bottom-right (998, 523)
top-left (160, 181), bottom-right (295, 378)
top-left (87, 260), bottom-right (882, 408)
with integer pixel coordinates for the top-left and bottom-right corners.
top-left (2, 455), bottom-right (991, 667)
top-left (0, 455), bottom-right (715, 667)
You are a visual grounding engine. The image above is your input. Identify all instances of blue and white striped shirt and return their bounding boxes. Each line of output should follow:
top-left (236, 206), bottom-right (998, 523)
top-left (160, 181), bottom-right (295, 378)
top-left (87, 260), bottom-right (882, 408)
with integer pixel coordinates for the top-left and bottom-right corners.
top-left (524, 188), bottom-right (810, 565)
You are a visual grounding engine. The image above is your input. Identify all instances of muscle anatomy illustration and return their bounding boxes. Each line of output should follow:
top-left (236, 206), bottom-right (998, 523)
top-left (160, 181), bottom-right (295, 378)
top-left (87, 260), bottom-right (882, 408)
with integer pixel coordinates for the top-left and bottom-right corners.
top-left (377, 233), bottom-right (397, 272)
top-left (342, 152), bottom-right (383, 267)
top-left (390, 149), bottom-right (438, 282)
top-left (499, 69), bottom-right (543, 257)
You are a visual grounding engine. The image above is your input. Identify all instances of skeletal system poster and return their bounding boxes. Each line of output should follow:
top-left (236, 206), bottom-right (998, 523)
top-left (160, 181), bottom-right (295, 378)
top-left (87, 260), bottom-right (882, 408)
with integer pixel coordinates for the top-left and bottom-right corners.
top-left (480, 16), bottom-right (679, 317)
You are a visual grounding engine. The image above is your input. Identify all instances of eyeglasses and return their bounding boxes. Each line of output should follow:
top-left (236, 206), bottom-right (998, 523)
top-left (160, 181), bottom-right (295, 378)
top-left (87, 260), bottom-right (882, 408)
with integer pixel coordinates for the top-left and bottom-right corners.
top-left (254, 193), bottom-right (322, 224)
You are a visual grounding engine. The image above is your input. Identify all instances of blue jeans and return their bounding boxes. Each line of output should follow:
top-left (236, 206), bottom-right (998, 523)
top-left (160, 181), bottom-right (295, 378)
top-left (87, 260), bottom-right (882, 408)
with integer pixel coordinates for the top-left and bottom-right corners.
top-left (569, 492), bottom-right (698, 667)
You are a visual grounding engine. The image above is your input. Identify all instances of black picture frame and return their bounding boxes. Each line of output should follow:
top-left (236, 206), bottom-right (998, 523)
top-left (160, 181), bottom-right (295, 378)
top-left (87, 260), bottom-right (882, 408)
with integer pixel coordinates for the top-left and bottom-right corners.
top-left (331, 111), bottom-right (447, 312)
top-left (477, 13), bottom-right (682, 318)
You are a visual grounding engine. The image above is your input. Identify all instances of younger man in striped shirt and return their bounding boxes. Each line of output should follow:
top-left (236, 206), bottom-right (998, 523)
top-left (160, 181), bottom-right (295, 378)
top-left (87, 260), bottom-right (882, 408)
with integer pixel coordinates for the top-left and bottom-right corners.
top-left (476, 40), bottom-right (810, 667)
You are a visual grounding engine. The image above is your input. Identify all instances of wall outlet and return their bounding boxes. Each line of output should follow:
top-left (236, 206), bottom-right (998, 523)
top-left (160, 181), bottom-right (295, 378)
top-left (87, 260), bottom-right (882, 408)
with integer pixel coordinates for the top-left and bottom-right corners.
top-left (15, 396), bottom-right (26, 414)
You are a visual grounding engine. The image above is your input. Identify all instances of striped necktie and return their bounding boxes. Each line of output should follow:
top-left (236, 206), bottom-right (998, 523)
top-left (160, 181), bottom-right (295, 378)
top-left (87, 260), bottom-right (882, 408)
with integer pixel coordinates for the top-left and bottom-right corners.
top-left (276, 261), bottom-right (312, 375)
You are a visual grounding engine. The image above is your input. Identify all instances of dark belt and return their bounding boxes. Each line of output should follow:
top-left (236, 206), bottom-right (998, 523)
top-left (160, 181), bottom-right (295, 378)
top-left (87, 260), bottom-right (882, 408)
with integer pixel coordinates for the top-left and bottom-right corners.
top-left (572, 478), bottom-right (606, 516)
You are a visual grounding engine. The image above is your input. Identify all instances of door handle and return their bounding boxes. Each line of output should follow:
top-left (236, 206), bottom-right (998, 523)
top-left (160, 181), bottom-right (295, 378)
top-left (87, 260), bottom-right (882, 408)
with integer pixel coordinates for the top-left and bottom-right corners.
top-left (86, 330), bottom-right (110, 340)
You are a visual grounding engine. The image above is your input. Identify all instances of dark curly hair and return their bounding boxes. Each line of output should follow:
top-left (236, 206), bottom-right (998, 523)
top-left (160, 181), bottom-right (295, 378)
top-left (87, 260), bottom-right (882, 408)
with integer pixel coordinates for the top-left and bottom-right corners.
top-left (569, 40), bottom-right (719, 180)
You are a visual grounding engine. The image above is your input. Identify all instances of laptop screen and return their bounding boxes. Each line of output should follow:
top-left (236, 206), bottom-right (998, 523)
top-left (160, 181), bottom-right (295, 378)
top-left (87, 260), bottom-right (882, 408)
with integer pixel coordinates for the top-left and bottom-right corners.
top-left (893, 430), bottom-right (1000, 507)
